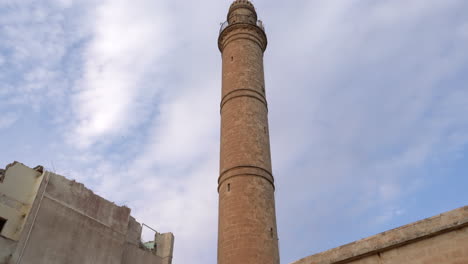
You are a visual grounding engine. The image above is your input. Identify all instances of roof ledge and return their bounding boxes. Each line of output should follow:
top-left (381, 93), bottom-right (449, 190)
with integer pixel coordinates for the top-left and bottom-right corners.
top-left (291, 206), bottom-right (468, 264)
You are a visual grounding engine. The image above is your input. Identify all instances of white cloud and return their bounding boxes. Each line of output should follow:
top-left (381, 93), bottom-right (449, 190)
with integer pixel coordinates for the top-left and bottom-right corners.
top-left (0, 0), bottom-right (87, 111)
top-left (137, 82), bottom-right (219, 169)
top-left (70, 0), bottom-right (173, 148)
top-left (265, 0), bottom-right (468, 261)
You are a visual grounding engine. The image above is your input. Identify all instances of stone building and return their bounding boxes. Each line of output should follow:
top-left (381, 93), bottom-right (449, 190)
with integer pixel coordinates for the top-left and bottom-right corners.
top-left (0, 162), bottom-right (174, 264)
top-left (217, 1), bottom-right (468, 264)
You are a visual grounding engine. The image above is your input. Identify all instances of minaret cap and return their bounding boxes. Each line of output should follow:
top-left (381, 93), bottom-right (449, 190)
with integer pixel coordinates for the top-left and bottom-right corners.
top-left (219, 0), bottom-right (267, 52)
top-left (228, 0), bottom-right (257, 18)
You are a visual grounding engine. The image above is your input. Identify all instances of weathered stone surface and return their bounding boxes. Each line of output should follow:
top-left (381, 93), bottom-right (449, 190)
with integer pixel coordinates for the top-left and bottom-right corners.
top-left (0, 162), bottom-right (43, 241)
top-left (2, 164), bottom-right (173, 264)
top-left (218, 1), bottom-right (279, 264)
top-left (291, 206), bottom-right (468, 264)
top-left (0, 236), bottom-right (16, 264)
top-left (155, 232), bottom-right (175, 264)
top-left (122, 243), bottom-right (163, 264)
top-left (126, 216), bottom-right (143, 246)
top-left (44, 173), bottom-right (131, 235)
top-left (16, 194), bottom-right (126, 264)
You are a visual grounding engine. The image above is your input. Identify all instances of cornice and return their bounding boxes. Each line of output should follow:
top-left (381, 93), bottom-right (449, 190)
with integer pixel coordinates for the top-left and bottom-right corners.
top-left (218, 23), bottom-right (267, 52)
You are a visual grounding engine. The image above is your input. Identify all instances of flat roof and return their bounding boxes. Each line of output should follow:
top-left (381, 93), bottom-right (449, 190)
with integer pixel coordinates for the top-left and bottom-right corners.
top-left (291, 205), bottom-right (468, 264)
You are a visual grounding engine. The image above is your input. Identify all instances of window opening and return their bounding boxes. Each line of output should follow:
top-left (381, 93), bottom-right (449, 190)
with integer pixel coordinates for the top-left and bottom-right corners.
top-left (0, 217), bottom-right (7, 234)
top-left (227, 183), bottom-right (231, 192)
top-left (270, 227), bottom-right (274, 238)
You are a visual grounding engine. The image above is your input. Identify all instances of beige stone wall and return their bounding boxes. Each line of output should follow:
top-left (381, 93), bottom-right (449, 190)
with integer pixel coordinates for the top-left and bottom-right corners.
top-left (353, 225), bottom-right (468, 264)
top-left (291, 206), bottom-right (468, 264)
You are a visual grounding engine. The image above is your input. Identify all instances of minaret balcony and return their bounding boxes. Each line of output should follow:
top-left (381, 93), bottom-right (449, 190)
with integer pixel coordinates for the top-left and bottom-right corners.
top-left (219, 14), bottom-right (265, 34)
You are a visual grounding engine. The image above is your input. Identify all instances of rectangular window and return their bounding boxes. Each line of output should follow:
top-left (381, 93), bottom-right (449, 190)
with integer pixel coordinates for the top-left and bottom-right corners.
top-left (0, 217), bottom-right (7, 234)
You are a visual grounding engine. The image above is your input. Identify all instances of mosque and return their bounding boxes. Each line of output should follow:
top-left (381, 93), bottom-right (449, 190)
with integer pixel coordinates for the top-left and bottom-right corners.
top-left (216, 1), bottom-right (468, 264)
top-left (0, 1), bottom-right (467, 264)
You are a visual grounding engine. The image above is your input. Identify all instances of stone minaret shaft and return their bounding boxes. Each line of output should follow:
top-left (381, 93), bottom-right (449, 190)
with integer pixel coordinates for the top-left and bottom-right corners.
top-left (218, 1), bottom-right (279, 264)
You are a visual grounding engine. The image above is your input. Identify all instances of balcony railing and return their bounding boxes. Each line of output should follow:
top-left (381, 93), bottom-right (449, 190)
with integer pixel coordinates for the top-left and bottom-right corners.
top-left (219, 14), bottom-right (265, 34)
top-left (220, 20), bottom-right (229, 33)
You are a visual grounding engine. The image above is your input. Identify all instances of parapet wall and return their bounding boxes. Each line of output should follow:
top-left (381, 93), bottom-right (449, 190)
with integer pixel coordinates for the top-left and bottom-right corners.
top-left (10, 171), bottom-right (133, 264)
top-left (291, 206), bottom-right (468, 264)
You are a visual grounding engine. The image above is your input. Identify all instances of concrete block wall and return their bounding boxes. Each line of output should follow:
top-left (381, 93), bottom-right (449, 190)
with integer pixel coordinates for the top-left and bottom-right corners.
top-left (121, 243), bottom-right (162, 264)
top-left (155, 232), bottom-right (175, 264)
top-left (11, 172), bottom-right (132, 264)
top-left (1, 163), bottom-right (173, 264)
top-left (126, 216), bottom-right (143, 246)
top-left (291, 206), bottom-right (468, 264)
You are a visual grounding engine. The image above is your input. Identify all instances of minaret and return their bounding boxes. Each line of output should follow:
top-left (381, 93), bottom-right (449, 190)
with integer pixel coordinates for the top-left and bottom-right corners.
top-left (217, 1), bottom-right (279, 263)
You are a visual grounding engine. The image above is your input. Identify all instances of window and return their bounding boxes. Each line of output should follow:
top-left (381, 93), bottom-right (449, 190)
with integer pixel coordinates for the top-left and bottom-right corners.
top-left (227, 183), bottom-right (231, 192)
top-left (0, 217), bottom-right (6, 234)
top-left (0, 169), bottom-right (5, 183)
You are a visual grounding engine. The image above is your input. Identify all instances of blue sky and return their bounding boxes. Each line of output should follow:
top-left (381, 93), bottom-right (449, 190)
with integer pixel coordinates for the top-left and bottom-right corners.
top-left (1, 0), bottom-right (468, 263)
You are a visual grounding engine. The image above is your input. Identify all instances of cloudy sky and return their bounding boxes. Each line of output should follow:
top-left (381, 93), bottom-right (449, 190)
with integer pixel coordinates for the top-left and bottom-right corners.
top-left (1, 0), bottom-right (468, 263)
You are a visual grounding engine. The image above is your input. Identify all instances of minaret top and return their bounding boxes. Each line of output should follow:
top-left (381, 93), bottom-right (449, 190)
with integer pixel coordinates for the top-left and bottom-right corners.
top-left (227, 0), bottom-right (258, 22)
top-left (219, 0), bottom-right (267, 52)
top-left (229, 0), bottom-right (256, 14)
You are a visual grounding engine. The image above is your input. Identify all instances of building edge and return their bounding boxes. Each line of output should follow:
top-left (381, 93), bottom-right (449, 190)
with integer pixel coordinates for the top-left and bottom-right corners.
top-left (290, 205), bottom-right (468, 264)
